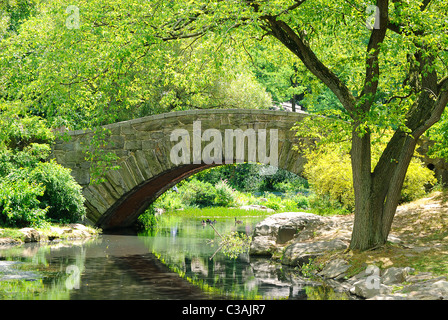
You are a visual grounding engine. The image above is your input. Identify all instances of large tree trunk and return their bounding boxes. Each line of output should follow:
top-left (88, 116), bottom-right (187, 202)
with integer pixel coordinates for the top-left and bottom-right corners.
top-left (349, 127), bottom-right (418, 251)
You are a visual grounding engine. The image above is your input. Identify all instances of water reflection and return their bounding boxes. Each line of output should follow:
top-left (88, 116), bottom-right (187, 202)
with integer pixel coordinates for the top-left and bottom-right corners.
top-left (0, 236), bottom-right (208, 300)
top-left (139, 216), bottom-right (350, 300)
top-left (0, 216), bottom-right (352, 300)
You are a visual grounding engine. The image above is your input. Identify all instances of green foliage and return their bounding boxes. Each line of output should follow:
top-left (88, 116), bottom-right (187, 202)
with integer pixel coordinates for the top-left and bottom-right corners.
top-left (208, 230), bottom-right (252, 259)
top-left (428, 111), bottom-right (448, 162)
top-left (304, 144), bottom-right (437, 211)
top-left (0, 0), bottom-right (271, 130)
top-left (401, 160), bottom-right (437, 203)
top-left (157, 179), bottom-right (237, 209)
top-left (137, 205), bottom-right (158, 230)
top-left (213, 180), bottom-right (236, 207)
top-left (0, 171), bottom-right (47, 227)
top-left (264, 194), bottom-right (282, 211)
top-left (0, 0), bottom-right (36, 38)
top-left (81, 127), bottom-right (120, 184)
top-left (0, 103), bottom-right (85, 227)
top-left (0, 161), bottom-right (86, 227)
top-left (153, 172), bottom-right (312, 214)
top-left (155, 207), bottom-right (270, 219)
top-left (304, 147), bottom-right (355, 211)
top-left (294, 195), bottom-right (311, 210)
top-left (0, 103), bottom-right (55, 150)
top-left (181, 179), bottom-right (217, 208)
top-left (194, 163), bottom-right (308, 194)
top-left (29, 161), bottom-right (86, 224)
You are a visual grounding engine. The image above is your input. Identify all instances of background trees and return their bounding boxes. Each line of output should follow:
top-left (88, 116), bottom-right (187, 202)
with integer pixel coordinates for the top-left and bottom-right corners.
top-left (0, 0), bottom-right (272, 130)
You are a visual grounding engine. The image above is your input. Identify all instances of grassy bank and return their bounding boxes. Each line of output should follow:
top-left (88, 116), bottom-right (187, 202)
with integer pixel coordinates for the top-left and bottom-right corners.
top-left (160, 207), bottom-right (273, 218)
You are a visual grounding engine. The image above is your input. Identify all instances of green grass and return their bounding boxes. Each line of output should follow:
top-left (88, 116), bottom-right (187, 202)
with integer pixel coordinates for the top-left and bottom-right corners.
top-left (163, 207), bottom-right (272, 218)
top-left (0, 228), bottom-right (25, 239)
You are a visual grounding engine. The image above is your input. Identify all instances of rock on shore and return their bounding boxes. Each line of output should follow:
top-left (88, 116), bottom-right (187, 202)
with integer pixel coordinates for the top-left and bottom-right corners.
top-left (249, 212), bottom-right (351, 261)
top-left (249, 212), bottom-right (448, 300)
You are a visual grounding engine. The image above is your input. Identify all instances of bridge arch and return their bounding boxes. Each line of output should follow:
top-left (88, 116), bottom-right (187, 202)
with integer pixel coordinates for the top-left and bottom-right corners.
top-left (52, 109), bottom-right (309, 229)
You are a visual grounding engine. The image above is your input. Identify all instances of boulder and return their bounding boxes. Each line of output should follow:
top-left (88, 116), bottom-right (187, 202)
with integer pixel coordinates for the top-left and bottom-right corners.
top-left (252, 212), bottom-right (325, 239)
top-left (381, 267), bottom-right (411, 285)
top-left (399, 277), bottom-right (448, 300)
top-left (350, 279), bottom-right (391, 299)
top-left (250, 212), bottom-right (330, 256)
top-left (318, 258), bottom-right (351, 279)
top-left (250, 236), bottom-right (277, 256)
top-left (19, 228), bottom-right (41, 243)
top-left (281, 239), bottom-right (348, 266)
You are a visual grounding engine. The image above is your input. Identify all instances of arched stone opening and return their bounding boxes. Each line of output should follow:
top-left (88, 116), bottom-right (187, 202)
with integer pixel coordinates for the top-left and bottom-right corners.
top-left (96, 163), bottom-right (218, 229)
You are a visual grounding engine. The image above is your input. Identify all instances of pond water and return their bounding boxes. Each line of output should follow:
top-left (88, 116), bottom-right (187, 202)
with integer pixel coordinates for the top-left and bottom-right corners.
top-left (0, 215), bottom-right (351, 300)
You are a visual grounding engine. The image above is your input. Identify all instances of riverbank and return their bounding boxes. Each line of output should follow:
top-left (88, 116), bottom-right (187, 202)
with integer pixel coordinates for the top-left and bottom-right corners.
top-left (0, 223), bottom-right (100, 245)
top-left (249, 190), bottom-right (448, 299)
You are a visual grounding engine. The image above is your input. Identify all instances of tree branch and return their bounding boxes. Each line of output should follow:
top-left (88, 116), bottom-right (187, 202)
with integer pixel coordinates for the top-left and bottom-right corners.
top-left (261, 16), bottom-right (356, 116)
top-left (413, 76), bottom-right (448, 138)
top-left (358, 0), bottom-right (389, 112)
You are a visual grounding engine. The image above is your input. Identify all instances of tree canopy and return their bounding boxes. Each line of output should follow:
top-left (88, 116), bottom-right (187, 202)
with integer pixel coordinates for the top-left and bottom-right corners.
top-left (0, 0), bottom-right (272, 130)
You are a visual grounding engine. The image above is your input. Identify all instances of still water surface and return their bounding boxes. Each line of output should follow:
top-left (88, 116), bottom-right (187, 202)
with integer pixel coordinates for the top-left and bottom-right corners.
top-left (0, 216), bottom-right (350, 300)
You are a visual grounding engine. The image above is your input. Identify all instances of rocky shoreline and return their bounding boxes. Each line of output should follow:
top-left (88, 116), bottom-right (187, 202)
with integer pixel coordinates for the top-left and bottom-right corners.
top-left (0, 224), bottom-right (99, 246)
top-left (249, 212), bottom-right (448, 300)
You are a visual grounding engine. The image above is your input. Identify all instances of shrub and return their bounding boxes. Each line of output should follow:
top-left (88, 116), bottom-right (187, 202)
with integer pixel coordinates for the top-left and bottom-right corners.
top-left (304, 149), bottom-right (354, 210)
top-left (181, 179), bottom-right (217, 207)
top-left (401, 159), bottom-right (437, 202)
top-left (137, 205), bottom-right (158, 230)
top-left (264, 194), bottom-right (282, 210)
top-left (30, 160), bottom-right (86, 223)
top-left (155, 191), bottom-right (184, 210)
top-left (214, 180), bottom-right (236, 207)
top-left (0, 170), bottom-right (48, 227)
top-left (0, 106), bottom-right (87, 227)
top-left (294, 195), bottom-right (311, 209)
top-left (304, 147), bottom-right (437, 211)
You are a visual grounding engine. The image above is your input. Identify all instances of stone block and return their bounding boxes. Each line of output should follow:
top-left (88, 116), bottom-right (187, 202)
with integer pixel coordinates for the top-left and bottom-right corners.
top-left (124, 140), bottom-right (142, 150)
top-left (105, 135), bottom-right (125, 149)
top-left (134, 150), bottom-right (153, 180)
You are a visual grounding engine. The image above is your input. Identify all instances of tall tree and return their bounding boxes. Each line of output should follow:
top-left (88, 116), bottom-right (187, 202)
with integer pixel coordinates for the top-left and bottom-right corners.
top-left (154, 0), bottom-right (448, 250)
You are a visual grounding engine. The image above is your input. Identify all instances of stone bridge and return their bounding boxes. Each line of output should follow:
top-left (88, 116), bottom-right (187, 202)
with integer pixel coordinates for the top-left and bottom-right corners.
top-left (52, 109), bottom-right (310, 230)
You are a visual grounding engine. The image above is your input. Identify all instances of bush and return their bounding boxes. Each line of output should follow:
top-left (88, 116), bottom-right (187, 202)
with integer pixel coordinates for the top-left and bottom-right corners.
top-left (30, 161), bottom-right (86, 224)
top-left (401, 159), bottom-right (437, 202)
top-left (0, 171), bottom-right (48, 227)
top-left (294, 195), bottom-right (311, 209)
top-left (0, 105), bottom-right (87, 227)
top-left (0, 161), bottom-right (86, 227)
top-left (214, 180), bottom-right (236, 207)
top-left (304, 149), bottom-right (354, 210)
top-left (155, 191), bottom-right (184, 211)
top-left (137, 205), bottom-right (158, 230)
top-left (181, 179), bottom-right (217, 207)
top-left (304, 147), bottom-right (437, 211)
